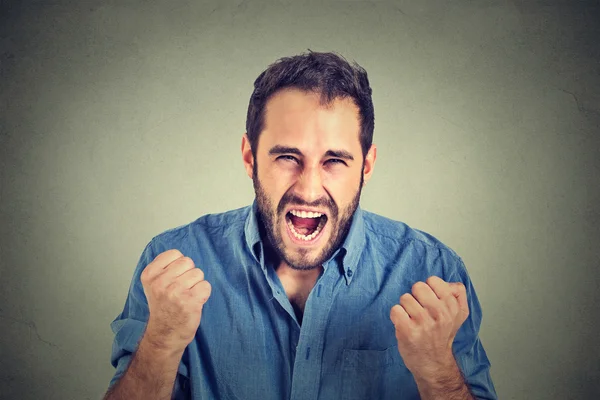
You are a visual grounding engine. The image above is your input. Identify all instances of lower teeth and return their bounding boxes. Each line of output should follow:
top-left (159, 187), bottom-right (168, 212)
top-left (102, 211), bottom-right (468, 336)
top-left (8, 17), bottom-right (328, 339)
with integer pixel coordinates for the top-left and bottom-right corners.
top-left (288, 218), bottom-right (325, 241)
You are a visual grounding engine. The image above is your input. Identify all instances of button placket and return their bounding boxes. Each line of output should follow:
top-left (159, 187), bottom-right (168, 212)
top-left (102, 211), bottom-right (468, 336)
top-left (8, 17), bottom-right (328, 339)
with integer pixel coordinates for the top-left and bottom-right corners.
top-left (290, 264), bottom-right (340, 400)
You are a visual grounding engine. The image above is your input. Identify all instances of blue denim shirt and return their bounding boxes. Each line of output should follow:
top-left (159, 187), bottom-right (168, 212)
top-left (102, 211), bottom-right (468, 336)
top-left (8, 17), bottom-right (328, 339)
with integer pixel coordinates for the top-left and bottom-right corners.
top-left (109, 201), bottom-right (497, 399)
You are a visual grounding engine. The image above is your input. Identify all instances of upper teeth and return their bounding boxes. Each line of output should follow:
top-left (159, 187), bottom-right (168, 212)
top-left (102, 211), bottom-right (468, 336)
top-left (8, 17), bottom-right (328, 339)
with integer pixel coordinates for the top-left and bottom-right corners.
top-left (290, 210), bottom-right (323, 218)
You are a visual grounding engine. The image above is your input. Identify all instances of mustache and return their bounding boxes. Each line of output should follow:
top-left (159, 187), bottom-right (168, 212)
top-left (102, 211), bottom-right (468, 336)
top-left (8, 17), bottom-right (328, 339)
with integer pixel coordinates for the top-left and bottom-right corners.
top-left (277, 193), bottom-right (337, 218)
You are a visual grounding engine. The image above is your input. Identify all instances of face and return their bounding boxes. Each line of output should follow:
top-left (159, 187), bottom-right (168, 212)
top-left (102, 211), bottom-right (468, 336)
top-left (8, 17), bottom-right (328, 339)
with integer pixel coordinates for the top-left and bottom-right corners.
top-left (242, 89), bottom-right (376, 270)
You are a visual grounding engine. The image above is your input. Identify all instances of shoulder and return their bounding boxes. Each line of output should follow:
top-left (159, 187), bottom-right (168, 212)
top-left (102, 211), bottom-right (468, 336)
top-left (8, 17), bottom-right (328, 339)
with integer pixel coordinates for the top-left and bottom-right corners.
top-left (361, 210), bottom-right (464, 271)
top-left (362, 210), bottom-right (456, 252)
top-left (148, 205), bottom-right (251, 250)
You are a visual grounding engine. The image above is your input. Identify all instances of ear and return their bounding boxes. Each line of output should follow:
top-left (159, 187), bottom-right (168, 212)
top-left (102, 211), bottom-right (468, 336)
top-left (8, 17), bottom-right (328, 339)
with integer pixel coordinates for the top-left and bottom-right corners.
top-left (241, 134), bottom-right (254, 179)
top-left (362, 144), bottom-right (377, 186)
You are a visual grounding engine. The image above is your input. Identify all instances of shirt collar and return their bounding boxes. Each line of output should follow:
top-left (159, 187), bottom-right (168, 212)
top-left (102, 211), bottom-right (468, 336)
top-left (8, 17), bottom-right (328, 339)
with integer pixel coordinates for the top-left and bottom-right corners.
top-left (244, 199), bottom-right (366, 284)
top-left (336, 205), bottom-right (366, 285)
top-left (244, 200), bottom-right (264, 266)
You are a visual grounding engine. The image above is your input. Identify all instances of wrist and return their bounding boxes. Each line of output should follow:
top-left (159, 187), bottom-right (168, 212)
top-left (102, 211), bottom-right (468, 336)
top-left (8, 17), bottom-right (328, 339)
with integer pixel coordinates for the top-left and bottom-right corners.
top-left (141, 327), bottom-right (187, 359)
top-left (411, 352), bottom-right (460, 386)
top-left (412, 355), bottom-right (472, 399)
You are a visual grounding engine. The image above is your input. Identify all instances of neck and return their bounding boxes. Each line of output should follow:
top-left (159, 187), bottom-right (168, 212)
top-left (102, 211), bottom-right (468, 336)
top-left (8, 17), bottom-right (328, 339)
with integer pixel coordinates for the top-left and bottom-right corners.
top-left (276, 262), bottom-right (322, 324)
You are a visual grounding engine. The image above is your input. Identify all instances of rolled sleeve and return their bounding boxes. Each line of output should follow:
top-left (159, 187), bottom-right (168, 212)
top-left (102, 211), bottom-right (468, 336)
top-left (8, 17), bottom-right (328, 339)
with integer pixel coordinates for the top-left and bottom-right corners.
top-left (451, 258), bottom-right (498, 399)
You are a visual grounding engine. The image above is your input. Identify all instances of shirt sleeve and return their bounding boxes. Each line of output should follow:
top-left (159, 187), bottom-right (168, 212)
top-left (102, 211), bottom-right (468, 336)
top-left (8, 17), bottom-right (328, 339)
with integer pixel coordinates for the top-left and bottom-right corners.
top-left (107, 239), bottom-right (191, 397)
top-left (450, 257), bottom-right (498, 399)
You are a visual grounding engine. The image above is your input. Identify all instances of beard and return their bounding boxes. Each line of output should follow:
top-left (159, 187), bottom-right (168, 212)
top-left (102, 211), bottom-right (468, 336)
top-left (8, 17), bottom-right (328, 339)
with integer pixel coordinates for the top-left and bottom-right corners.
top-left (253, 163), bottom-right (363, 271)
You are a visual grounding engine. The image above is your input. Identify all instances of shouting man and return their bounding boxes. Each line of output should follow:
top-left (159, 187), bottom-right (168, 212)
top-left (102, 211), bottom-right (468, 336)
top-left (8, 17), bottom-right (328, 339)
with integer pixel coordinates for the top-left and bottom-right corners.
top-left (104, 51), bottom-right (497, 400)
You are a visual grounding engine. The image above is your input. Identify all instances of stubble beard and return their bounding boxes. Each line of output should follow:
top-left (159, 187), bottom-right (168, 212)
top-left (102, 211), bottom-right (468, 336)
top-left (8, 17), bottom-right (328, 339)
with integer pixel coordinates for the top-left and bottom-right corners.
top-left (252, 163), bottom-right (363, 271)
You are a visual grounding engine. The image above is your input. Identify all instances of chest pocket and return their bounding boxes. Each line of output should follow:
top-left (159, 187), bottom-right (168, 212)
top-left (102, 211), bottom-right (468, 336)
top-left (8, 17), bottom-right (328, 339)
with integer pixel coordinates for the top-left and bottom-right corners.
top-left (340, 345), bottom-right (420, 400)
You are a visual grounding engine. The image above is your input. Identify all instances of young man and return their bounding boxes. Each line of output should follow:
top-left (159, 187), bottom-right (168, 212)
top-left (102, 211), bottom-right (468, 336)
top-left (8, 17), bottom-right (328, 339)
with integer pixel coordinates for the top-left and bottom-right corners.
top-left (104, 51), bottom-right (497, 400)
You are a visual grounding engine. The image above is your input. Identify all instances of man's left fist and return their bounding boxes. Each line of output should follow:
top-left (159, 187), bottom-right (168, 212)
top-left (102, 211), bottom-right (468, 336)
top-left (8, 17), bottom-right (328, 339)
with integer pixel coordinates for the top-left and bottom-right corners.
top-left (389, 276), bottom-right (469, 377)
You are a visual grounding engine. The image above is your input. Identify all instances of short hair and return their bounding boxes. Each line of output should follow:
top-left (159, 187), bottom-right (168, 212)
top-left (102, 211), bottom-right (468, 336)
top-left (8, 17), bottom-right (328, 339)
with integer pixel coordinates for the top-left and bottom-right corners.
top-left (245, 50), bottom-right (374, 160)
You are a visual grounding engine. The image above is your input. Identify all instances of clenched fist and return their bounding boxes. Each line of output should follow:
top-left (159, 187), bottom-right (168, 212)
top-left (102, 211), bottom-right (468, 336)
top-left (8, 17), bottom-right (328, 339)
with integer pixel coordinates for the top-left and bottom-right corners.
top-left (140, 249), bottom-right (212, 354)
top-left (389, 276), bottom-right (469, 378)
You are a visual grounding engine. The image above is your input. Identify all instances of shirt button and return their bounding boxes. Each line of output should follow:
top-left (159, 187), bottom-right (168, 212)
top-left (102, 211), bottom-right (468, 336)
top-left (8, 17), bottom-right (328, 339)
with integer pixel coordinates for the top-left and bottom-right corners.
top-left (347, 269), bottom-right (353, 277)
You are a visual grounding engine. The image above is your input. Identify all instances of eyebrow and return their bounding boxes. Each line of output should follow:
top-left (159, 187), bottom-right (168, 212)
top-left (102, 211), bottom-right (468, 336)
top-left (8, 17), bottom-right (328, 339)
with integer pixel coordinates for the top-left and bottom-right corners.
top-left (325, 149), bottom-right (354, 161)
top-left (268, 145), bottom-right (303, 156)
top-left (268, 145), bottom-right (354, 161)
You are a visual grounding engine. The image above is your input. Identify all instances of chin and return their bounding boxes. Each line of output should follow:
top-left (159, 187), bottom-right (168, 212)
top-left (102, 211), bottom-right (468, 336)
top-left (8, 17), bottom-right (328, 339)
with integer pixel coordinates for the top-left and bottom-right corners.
top-left (280, 225), bottom-right (333, 270)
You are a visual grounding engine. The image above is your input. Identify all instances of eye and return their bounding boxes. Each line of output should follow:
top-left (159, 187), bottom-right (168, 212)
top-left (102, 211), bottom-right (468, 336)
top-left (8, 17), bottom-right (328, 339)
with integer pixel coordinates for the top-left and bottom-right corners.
top-left (326, 159), bottom-right (347, 166)
top-left (277, 155), bottom-right (299, 163)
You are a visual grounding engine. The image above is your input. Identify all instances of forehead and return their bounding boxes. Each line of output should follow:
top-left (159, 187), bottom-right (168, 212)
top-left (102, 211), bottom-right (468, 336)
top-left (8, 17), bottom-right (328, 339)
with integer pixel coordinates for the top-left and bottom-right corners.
top-left (260, 88), bottom-right (361, 151)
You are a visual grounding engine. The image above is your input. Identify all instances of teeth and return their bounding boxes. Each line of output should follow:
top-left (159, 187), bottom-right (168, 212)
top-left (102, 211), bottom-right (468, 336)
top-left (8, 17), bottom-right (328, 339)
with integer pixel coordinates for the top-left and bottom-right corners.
top-left (287, 214), bottom-right (326, 241)
top-left (289, 210), bottom-right (323, 218)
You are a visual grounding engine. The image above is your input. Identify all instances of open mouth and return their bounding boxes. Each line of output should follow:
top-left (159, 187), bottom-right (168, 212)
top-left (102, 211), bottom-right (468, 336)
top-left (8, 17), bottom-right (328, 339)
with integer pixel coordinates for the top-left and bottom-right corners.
top-left (285, 209), bottom-right (328, 243)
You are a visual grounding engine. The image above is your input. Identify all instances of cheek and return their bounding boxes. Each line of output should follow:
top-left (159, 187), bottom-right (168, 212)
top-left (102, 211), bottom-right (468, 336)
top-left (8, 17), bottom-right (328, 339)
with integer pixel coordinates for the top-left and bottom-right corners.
top-left (262, 180), bottom-right (291, 214)
top-left (262, 161), bottom-right (297, 182)
top-left (259, 166), bottom-right (287, 191)
top-left (323, 173), bottom-right (361, 205)
top-left (265, 170), bottom-right (298, 197)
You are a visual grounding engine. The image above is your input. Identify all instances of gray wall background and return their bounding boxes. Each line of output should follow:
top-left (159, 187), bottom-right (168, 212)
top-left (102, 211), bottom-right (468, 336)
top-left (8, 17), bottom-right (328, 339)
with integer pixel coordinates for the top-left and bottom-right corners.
top-left (1, 0), bottom-right (599, 399)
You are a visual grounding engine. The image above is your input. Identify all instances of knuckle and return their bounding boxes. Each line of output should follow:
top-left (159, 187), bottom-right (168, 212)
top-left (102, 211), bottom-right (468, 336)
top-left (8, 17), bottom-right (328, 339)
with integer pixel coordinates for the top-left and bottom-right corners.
top-left (390, 305), bottom-right (403, 321)
top-left (170, 278), bottom-right (183, 289)
top-left (453, 281), bottom-right (465, 291)
top-left (412, 281), bottom-right (426, 293)
top-left (180, 256), bottom-right (195, 268)
top-left (437, 308), bottom-right (450, 321)
top-left (164, 281), bottom-right (177, 295)
top-left (184, 268), bottom-right (203, 284)
top-left (140, 268), bottom-right (150, 283)
top-left (166, 287), bottom-right (183, 304)
top-left (154, 274), bottom-right (170, 288)
top-left (193, 268), bottom-right (205, 280)
top-left (166, 285), bottom-right (183, 302)
top-left (166, 249), bottom-right (184, 258)
top-left (426, 276), bottom-right (441, 286)
top-left (197, 280), bottom-right (212, 299)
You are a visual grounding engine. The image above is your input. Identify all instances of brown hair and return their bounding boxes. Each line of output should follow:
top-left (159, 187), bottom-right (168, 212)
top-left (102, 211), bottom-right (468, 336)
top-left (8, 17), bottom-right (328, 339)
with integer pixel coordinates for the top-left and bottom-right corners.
top-left (245, 50), bottom-right (375, 160)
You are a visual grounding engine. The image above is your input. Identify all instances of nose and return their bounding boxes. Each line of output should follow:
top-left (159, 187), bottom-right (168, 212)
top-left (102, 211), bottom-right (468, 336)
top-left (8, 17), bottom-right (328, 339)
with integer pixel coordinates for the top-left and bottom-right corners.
top-left (293, 164), bottom-right (325, 204)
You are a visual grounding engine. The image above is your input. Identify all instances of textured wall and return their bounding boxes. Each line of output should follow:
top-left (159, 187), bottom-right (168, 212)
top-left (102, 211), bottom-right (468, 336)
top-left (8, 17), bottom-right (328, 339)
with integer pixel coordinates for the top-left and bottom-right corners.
top-left (1, 1), bottom-right (599, 399)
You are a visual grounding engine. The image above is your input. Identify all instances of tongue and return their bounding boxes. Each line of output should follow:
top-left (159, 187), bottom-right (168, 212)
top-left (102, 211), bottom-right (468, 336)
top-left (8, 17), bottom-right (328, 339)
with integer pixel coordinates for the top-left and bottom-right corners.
top-left (290, 215), bottom-right (320, 235)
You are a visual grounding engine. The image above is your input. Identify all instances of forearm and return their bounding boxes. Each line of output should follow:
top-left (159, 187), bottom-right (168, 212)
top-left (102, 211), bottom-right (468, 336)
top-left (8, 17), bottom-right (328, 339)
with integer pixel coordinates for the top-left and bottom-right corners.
top-left (104, 334), bottom-right (184, 400)
top-left (413, 358), bottom-right (475, 400)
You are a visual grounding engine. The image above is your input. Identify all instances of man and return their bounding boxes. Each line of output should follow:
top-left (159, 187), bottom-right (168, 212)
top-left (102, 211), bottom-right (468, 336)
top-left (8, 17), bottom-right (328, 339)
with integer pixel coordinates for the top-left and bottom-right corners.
top-left (104, 51), bottom-right (497, 400)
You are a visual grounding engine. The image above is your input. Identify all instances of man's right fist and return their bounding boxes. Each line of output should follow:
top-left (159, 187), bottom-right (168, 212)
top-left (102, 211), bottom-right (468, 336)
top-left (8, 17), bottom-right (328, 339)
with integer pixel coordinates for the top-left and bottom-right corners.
top-left (140, 249), bottom-right (212, 354)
